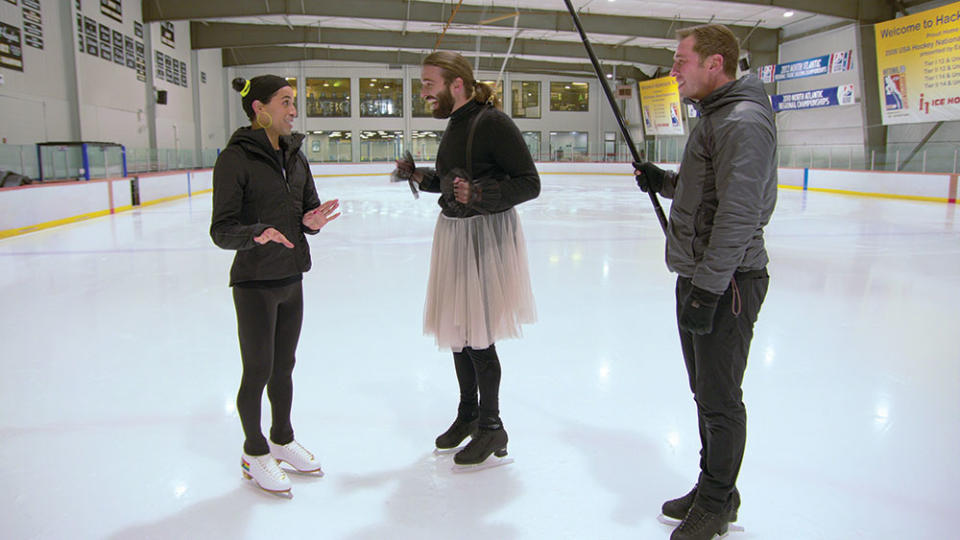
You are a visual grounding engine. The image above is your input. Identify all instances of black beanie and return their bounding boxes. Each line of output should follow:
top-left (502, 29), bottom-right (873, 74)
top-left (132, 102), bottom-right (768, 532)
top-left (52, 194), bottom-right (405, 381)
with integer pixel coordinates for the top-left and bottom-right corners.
top-left (231, 75), bottom-right (291, 120)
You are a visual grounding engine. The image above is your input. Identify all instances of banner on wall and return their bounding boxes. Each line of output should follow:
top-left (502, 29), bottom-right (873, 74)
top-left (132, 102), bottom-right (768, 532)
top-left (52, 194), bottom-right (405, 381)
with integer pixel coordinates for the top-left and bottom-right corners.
top-left (875, 1), bottom-right (960, 124)
top-left (100, 0), bottom-right (122, 24)
top-left (160, 22), bottom-right (174, 48)
top-left (638, 77), bottom-right (684, 136)
top-left (21, 0), bottom-right (42, 50)
top-left (758, 50), bottom-right (853, 83)
top-left (770, 84), bottom-right (856, 112)
top-left (0, 21), bottom-right (23, 71)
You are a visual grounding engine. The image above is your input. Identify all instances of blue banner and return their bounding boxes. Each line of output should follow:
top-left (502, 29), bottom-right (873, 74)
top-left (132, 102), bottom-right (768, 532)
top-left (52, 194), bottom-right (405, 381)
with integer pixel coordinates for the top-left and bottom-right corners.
top-left (771, 84), bottom-right (856, 112)
top-left (759, 50), bottom-right (853, 83)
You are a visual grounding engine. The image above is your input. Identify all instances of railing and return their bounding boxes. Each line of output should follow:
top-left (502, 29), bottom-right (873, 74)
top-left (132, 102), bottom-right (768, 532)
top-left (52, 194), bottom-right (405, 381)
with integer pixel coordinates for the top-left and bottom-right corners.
top-left (0, 144), bottom-right (221, 182)
top-left (2, 141), bottom-right (958, 180)
top-left (777, 143), bottom-right (959, 173)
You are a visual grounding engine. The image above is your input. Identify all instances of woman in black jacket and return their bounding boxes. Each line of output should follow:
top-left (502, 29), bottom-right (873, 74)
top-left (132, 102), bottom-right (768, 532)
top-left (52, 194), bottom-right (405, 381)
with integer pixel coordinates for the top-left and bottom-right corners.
top-left (211, 75), bottom-right (340, 495)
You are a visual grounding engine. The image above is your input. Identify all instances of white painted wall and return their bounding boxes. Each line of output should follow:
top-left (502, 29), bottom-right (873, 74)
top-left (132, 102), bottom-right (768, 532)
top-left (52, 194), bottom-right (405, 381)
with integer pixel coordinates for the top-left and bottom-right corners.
top-left (196, 49), bottom-right (226, 152)
top-left (0, 3), bottom-right (222, 163)
top-left (0, 1), bottom-right (73, 143)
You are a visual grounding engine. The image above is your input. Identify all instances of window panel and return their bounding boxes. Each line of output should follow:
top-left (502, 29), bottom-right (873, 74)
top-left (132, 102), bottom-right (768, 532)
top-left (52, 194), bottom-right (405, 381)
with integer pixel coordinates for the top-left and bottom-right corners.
top-left (550, 81), bottom-right (589, 112)
top-left (360, 78), bottom-right (402, 118)
top-left (549, 131), bottom-right (589, 161)
top-left (511, 81), bottom-right (540, 118)
top-left (522, 131), bottom-right (541, 161)
top-left (305, 78), bottom-right (350, 118)
top-left (305, 130), bottom-right (352, 162)
top-left (411, 80), bottom-right (433, 118)
top-left (411, 130), bottom-right (444, 161)
top-left (359, 130), bottom-right (404, 162)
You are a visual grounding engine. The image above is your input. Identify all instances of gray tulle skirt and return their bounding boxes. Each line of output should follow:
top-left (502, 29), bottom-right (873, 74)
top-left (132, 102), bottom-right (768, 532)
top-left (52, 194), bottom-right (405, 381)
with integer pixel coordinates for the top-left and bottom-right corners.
top-left (423, 208), bottom-right (536, 352)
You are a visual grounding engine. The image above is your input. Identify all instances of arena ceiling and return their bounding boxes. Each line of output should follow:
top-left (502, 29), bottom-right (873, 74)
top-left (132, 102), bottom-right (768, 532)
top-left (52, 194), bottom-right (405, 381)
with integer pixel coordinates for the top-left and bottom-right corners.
top-left (142, 0), bottom-right (911, 80)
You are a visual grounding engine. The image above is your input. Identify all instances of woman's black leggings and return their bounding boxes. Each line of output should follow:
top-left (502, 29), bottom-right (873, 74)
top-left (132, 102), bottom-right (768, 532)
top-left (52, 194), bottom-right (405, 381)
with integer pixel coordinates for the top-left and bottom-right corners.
top-left (233, 281), bottom-right (303, 456)
top-left (452, 344), bottom-right (502, 428)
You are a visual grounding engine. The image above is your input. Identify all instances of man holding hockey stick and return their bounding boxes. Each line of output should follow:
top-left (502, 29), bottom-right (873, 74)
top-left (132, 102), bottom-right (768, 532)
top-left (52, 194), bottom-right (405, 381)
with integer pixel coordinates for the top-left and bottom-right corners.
top-left (634, 24), bottom-right (777, 540)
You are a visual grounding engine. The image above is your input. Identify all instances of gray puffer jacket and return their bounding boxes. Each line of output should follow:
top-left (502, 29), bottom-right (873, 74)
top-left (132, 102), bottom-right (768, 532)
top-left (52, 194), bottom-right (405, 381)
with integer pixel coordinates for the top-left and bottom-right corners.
top-left (658, 74), bottom-right (777, 294)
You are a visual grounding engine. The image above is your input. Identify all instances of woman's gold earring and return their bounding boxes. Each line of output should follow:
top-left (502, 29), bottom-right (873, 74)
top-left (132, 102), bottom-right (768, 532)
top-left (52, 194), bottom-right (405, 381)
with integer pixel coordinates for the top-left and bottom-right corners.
top-left (255, 110), bottom-right (273, 129)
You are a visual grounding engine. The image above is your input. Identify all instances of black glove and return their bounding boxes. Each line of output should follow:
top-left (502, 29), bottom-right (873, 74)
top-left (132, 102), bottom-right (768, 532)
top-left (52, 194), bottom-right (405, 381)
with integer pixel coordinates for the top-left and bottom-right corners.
top-left (391, 151), bottom-right (419, 199)
top-left (441, 168), bottom-right (469, 216)
top-left (679, 285), bottom-right (721, 335)
top-left (632, 161), bottom-right (666, 193)
top-left (392, 150), bottom-right (415, 182)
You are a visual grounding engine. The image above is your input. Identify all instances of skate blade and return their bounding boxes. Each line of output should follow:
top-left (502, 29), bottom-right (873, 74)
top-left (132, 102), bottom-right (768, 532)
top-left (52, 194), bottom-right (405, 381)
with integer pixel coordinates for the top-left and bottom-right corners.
top-left (656, 514), bottom-right (682, 526)
top-left (277, 461), bottom-right (325, 477)
top-left (243, 473), bottom-right (293, 498)
top-left (656, 514), bottom-right (743, 534)
top-left (434, 446), bottom-right (464, 456)
top-left (451, 456), bottom-right (514, 473)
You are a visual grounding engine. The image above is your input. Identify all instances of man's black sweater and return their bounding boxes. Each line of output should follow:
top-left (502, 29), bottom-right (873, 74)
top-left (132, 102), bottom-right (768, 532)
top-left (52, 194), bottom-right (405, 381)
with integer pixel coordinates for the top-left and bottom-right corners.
top-left (419, 100), bottom-right (540, 217)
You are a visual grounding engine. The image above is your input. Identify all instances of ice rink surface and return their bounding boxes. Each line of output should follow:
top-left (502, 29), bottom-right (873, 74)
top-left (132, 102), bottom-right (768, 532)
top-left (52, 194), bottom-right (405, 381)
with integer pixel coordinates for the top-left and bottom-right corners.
top-left (1, 169), bottom-right (957, 539)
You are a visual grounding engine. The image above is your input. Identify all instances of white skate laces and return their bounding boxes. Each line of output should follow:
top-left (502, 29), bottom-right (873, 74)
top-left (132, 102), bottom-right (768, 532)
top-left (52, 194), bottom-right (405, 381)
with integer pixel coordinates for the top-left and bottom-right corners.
top-left (269, 440), bottom-right (324, 475)
top-left (241, 453), bottom-right (291, 493)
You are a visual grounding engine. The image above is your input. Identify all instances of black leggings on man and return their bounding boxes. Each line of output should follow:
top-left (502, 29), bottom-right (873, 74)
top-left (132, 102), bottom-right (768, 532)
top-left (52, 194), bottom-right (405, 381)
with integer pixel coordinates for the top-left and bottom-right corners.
top-left (452, 344), bottom-right (502, 428)
top-left (676, 270), bottom-right (769, 515)
top-left (233, 280), bottom-right (303, 456)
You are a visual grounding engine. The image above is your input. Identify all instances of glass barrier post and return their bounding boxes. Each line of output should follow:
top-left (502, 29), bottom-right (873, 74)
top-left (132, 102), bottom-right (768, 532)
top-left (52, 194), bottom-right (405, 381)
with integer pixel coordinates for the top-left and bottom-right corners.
top-left (81, 143), bottom-right (91, 180)
top-left (36, 144), bottom-right (43, 181)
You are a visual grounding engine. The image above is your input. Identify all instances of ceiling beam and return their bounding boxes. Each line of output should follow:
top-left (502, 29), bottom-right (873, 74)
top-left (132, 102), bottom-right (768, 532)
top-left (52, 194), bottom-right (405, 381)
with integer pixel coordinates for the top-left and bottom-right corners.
top-left (220, 46), bottom-right (651, 80)
top-left (145, 0), bottom-right (778, 44)
top-left (192, 22), bottom-right (676, 67)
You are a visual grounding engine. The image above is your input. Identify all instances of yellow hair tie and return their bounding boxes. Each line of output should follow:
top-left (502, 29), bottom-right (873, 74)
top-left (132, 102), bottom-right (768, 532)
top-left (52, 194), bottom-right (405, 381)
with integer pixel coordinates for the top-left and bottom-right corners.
top-left (240, 80), bottom-right (251, 97)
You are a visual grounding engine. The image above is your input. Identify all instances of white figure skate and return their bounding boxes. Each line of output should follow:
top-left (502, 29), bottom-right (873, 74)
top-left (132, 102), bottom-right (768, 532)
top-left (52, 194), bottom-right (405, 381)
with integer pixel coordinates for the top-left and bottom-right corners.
top-left (242, 452), bottom-right (292, 496)
top-left (269, 440), bottom-right (324, 476)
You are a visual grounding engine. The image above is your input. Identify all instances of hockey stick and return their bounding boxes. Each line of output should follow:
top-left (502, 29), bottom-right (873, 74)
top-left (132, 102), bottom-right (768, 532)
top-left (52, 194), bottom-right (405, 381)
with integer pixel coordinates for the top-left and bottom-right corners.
top-left (562, 0), bottom-right (668, 235)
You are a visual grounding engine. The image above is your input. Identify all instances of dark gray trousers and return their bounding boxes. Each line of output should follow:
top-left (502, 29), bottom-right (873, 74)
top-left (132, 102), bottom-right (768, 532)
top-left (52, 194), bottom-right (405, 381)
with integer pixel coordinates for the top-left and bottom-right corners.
top-left (676, 270), bottom-right (769, 514)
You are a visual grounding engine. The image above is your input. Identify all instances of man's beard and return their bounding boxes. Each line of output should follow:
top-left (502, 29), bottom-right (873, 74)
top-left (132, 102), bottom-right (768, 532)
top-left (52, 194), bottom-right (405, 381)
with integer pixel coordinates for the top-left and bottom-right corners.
top-left (431, 85), bottom-right (455, 119)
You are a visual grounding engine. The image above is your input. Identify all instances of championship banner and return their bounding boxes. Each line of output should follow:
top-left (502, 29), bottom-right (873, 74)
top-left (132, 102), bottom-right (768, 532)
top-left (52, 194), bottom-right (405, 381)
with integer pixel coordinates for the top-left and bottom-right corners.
top-left (758, 50), bottom-right (853, 83)
top-left (875, 1), bottom-right (960, 124)
top-left (0, 20), bottom-right (23, 72)
top-left (638, 77), bottom-right (684, 136)
top-left (771, 84), bottom-right (856, 112)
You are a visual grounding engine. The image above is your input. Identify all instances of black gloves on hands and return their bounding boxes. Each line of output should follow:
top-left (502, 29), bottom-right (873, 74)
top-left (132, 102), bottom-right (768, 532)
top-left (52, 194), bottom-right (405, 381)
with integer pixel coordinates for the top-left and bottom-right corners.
top-left (392, 150), bottom-right (415, 181)
top-left (391, 150), bottom-right (419, 199)
top-left (679, 285), bottom-right (721, 335)
top-left (632, 161), bottom-right (666, 194)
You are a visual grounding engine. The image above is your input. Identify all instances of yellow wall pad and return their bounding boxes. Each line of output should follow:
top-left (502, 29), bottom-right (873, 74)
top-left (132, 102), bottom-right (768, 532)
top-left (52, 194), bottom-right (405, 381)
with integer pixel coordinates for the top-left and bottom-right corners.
top-left (806, 186), bottom-right (949, 203)
top-left (0, 190), bottom-right (208, 240)
top-left (0, 209), bottom-right (114, 239)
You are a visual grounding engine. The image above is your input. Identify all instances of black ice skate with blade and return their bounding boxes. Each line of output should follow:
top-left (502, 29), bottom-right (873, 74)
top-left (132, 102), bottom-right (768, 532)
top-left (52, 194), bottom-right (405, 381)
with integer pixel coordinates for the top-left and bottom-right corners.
top-left (434, 416), bottom-right (478, 455)
top-left (657, 489), bottom-right (744, 535)
top-left (451, 426), bottom-right (513, 473)
top-left (658, 485), bottom-right (741, 526)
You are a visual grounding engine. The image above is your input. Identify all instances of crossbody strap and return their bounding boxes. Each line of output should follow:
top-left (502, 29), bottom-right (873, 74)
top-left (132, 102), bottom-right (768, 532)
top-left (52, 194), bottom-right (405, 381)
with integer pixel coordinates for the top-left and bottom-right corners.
top-left (465, 104), bottom-right (489, 179)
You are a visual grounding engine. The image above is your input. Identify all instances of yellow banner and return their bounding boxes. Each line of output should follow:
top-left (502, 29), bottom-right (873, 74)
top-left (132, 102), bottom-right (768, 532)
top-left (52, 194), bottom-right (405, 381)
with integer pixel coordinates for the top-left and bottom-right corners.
top-left (875, 1), bottom-right (960, 124)
top-left (638, 77), bottom-right (684, 136)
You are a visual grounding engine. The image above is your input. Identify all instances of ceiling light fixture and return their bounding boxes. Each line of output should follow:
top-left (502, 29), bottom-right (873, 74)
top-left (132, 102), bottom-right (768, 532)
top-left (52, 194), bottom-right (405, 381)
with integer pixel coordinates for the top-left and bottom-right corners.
top-left (784, 11), bottom-right (795, 18)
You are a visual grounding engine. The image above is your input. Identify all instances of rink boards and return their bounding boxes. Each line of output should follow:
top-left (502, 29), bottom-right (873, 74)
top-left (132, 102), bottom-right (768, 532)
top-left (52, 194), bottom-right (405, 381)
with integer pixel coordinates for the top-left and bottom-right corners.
top-left (0, 162), bottom-right (956, 239)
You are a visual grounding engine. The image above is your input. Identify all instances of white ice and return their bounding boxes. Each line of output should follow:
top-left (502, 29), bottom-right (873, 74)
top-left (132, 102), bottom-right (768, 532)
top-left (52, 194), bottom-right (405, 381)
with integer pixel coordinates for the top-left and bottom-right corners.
top-left (1, 169), bottom-right (957, 539)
